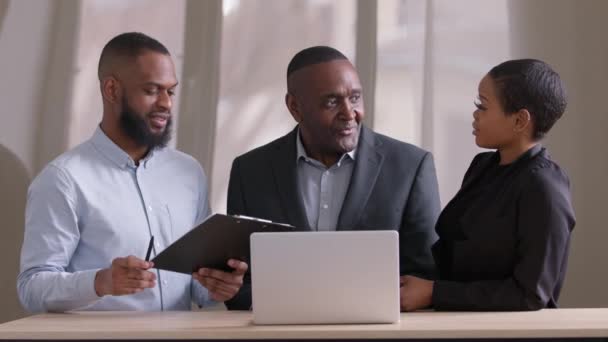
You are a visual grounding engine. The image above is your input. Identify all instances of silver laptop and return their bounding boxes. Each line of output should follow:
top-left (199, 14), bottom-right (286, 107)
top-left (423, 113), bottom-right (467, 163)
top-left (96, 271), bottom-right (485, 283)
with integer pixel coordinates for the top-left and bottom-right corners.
top-left (250, 230), bottom-right (400, 325)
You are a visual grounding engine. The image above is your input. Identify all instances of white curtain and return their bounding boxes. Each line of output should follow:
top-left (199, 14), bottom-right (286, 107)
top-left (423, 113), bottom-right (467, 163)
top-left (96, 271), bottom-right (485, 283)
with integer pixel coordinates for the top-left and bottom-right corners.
top-left (374, 0), bottom-right (510, 205)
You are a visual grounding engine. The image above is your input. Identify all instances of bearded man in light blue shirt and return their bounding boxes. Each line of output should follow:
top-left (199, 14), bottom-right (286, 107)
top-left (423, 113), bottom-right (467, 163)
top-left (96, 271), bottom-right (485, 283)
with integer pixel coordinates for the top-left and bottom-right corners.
top-left (17, 32), bottom-right (247, 313)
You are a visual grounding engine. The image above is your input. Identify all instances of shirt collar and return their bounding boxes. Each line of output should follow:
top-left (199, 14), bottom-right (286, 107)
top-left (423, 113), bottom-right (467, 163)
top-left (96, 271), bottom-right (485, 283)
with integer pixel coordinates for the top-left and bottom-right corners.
top-left (90, 126), bottom-right (159, 169)
top-left (296, 127), bottom-right (357, 165)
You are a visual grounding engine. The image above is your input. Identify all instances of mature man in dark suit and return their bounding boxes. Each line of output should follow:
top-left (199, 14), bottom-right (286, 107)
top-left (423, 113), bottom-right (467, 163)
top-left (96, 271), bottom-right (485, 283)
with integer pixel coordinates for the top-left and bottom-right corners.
top-left (224, 46), bottom-right (441, 311)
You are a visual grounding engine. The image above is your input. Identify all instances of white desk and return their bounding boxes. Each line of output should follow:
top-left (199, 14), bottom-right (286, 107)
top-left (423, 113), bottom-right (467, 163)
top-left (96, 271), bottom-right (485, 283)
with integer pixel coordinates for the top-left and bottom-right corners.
top-left (0, 308), bottom-right (607, 340)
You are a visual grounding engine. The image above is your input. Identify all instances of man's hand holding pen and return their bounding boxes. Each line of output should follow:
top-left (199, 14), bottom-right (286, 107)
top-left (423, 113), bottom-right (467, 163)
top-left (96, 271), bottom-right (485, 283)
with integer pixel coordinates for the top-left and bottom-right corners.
top-left (93, 236), bottom-right (157, 297)
top-left (93, 236), bottom-right (248, 302)
top-left (94, 256), bottom-right (157, 296)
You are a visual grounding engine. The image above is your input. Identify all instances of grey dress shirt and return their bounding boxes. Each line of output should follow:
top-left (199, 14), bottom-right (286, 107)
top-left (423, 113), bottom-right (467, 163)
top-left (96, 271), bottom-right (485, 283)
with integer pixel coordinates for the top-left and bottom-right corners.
top-left (296, 130), bottom-right (356, 230)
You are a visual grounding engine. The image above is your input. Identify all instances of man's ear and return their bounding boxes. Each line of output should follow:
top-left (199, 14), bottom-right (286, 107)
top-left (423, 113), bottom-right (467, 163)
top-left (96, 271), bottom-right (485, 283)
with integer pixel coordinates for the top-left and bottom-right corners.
top-left (514, 108), bottom-right (532, 133)
top-left (285, 93), bottom-right (302, 123)
top-left (101, 77), bottom-right (122, 104)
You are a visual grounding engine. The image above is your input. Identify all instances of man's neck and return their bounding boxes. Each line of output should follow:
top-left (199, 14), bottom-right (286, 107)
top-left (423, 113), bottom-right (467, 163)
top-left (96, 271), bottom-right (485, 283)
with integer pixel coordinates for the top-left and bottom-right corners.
top-left (296, 130), bottom-right (338, 167)
top-left (99, 121), bottom-right (149, 164)
top-left (309, 150), bottom-right (340, 168)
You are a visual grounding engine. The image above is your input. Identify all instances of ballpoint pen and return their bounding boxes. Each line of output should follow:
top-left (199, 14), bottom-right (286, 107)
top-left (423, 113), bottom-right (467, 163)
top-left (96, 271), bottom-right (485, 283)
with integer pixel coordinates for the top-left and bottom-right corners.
top-left (145, 236), bottom-right (154, 262)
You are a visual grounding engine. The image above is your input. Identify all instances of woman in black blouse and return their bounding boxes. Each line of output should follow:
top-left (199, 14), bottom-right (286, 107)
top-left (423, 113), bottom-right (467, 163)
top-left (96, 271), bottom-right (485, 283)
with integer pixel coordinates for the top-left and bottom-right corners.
top-left (401, 59), bottom-right (575, 311)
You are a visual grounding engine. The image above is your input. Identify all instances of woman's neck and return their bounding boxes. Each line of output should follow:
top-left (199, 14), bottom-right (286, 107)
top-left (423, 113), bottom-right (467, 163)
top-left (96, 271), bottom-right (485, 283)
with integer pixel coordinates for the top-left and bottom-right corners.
top-left (498, 140), bottom-right (537, 165)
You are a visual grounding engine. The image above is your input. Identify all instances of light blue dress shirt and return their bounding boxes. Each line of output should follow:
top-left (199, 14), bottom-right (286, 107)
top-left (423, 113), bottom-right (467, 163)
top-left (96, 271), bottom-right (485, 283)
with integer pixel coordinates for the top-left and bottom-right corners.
top-left (296, 129), bottom-right (356, 231)
top-left (18, 127), bottom-right (212, 313)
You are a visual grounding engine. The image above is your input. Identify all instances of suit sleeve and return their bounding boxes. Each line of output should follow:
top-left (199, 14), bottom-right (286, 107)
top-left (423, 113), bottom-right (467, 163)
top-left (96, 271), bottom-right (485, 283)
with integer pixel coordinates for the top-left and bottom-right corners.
top-left (400, 152), bottom-right (441, 279)
top-left (224, 157), bottom-right (253, 310)
top-left (432, 166), bottom-right (575, 310)
top-left (227, 157), bottom-right (246, 216)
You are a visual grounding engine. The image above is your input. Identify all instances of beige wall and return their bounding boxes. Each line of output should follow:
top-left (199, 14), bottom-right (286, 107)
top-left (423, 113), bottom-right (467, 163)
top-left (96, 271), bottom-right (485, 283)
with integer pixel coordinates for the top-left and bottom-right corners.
top-left (0, 0), bottom-right (53, 323)
top-left (0, 145), bottom-right (29, 323)
top-left (509, 0), bottom-right (608, 307)
top-left (0, 0), bottom-right (53, 175)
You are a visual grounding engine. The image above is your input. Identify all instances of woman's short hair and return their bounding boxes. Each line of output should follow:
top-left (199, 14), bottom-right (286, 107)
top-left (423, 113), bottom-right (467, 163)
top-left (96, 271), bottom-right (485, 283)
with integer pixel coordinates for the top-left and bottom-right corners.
top-left (489, 59), bottom-right (567, 140)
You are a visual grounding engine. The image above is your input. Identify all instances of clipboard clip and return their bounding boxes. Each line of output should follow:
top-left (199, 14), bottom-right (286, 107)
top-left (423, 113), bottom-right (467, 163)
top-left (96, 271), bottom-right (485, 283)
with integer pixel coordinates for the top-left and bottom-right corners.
top-left (232, 214), bottom-right (295, 229)
top-left (232, 215), bottom-right (273, 224)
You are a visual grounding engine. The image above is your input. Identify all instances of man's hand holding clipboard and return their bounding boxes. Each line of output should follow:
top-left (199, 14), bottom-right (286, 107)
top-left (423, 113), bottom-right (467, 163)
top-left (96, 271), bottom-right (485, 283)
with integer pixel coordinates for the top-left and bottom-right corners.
top-left (193, 258), bottom-right (249, 302)
top-left (150, 214), bottom-right (295, 302)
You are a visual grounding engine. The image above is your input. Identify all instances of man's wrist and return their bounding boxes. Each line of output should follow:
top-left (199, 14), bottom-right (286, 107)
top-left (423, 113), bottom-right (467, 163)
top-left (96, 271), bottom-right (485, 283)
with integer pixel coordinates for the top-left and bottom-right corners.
top-left (94, 268), bottom-right (111, 297)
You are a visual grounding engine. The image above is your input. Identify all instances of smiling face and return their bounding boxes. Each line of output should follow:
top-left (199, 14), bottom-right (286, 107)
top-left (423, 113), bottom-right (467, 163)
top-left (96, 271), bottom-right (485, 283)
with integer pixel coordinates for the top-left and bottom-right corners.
top-left (286, 59), bottom-right (364, 162)
top-left (115, 51), bottom-right (177, 148)
top-left (472, 74), bottom-right (520, 149)
top-left (118, 93), bottom-right (173, 149)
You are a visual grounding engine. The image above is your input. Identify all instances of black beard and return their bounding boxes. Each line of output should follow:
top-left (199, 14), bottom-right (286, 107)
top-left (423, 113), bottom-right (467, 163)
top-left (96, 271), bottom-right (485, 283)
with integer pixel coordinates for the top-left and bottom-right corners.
top-left (119, 99), bottom-right (172, 149)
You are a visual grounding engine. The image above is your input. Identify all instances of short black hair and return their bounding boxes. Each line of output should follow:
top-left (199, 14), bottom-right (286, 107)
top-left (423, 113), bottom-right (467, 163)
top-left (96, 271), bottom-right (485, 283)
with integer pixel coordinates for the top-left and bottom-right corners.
top-left (98, 32), bottom-right (170, 80)
top-left (489, 59), bottom-right (567, 140)
top-left (287, 46), bottom-right (348, 78)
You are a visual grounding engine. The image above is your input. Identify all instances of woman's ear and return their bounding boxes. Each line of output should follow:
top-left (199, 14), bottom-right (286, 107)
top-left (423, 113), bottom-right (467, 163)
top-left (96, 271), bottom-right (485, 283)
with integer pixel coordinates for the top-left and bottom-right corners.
top-left (514, 108), bottom-right (532, 133)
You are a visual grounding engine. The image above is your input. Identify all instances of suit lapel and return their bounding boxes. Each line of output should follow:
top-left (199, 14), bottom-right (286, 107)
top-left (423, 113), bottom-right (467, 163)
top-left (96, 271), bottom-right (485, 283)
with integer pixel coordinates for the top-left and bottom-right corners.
top-left (271, 127), bottom-right (311, 230)
top-left (337, 126), bottom-right (384, 230)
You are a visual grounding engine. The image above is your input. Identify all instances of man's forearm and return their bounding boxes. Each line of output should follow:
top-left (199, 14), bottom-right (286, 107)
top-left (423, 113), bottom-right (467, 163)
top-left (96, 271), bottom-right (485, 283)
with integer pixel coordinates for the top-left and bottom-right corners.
top-left (17, 268), bottom-right (101, 313)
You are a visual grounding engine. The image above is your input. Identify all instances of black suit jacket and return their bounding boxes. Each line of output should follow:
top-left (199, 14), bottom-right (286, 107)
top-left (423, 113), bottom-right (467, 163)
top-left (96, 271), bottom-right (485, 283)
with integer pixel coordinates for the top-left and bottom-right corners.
top-left (225, 125), bottom-right (441, 310)
top-left (432, 145), bottom-right (575, 311)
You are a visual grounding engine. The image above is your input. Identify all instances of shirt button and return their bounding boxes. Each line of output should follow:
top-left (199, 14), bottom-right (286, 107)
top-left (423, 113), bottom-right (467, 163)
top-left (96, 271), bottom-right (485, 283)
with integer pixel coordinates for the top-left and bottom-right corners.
top-left (155, 242), bottom-right (160, 248)
top-left (322, 204), bottom-right (329, 209)
top-left (148, 206), bottom-right (153, 212)
top-left (163, 280), bottom-right (168, 285)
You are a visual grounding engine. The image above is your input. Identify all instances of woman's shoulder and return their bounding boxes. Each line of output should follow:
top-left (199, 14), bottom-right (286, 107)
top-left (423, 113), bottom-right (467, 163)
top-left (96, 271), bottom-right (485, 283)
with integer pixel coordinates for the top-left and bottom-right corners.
top-left (528, 147), bottom-right (568, 179)
top-left (526, 147), bottom-right (570, 186)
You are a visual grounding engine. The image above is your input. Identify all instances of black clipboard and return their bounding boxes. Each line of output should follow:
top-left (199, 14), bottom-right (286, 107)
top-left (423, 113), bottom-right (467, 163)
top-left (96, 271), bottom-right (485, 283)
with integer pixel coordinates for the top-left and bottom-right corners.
top-left (151, 214), bottom-right (295, 274)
